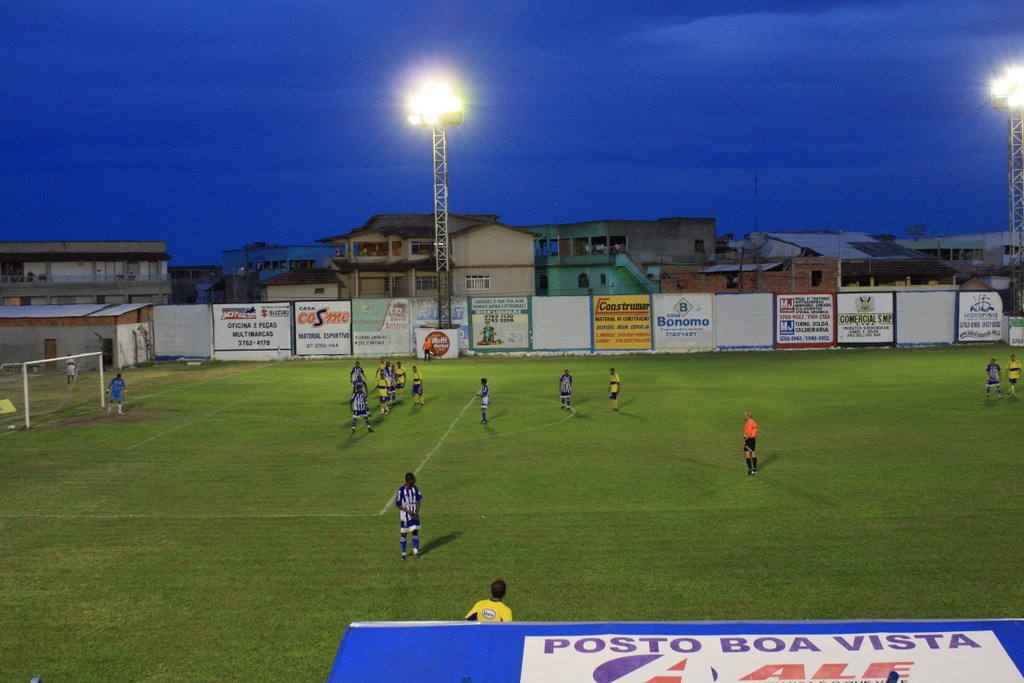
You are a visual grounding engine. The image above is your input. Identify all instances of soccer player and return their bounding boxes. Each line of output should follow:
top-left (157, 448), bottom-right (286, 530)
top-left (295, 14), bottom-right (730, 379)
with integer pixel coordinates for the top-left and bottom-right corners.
top-left (1008, 354), bottom-right (1020, 398)
top-left (608, 367), bottom-right (621, 411)
top-left (350, 360), bottom-right (365, 388)
top-left (743, 411), bottom-right (758, 475)
top-left (559, 369), bottom-right (573, 409)
top-left (384, 362), bottom-right (396, 406)
top-left (396, 472), bottom-right (422, 561)
top-left (376, 371), bottom-right (391, 415)
top-left (394, 361), bottom-right (407, 404)
top-left (66, 359), bottom-right (76, 384)
top-left (465, 579), bottom-right (513, 622)
top-left (350, 384), bottom-right (373, 434)
top-left (477, 377), bottom-right (490, 424)
top-left (107, 373), bottom-right (126, 414)
top-left (412, 365), bottom-right (424, 406)
top-left (986, 358), bottom-right (1003, 399)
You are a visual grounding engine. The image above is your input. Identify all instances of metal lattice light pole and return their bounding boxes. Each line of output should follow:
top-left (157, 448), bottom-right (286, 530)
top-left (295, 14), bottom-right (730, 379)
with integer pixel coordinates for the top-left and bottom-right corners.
top-left (409, 82), bottom-right (464, 329)
top-left (992, 67), bottom-right (1024, 314)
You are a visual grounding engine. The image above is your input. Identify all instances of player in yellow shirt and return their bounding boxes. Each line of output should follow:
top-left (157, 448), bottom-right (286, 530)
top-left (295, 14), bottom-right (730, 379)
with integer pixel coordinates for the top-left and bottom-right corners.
top-left (394, 361), bottom-right (407, 404)
top-left (376, 373), bottom-right (390, 415)
top-left (411, 365), bottom-right (424, 406)
top-left (465, 579), bottom-right (512, 622)
top-left (608, 367), bottom-right (621, 411)
top-left (1008, 353), bottom-right (1021, 398)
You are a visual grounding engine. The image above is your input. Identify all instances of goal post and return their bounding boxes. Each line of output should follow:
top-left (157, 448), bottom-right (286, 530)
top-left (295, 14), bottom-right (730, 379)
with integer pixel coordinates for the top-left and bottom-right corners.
top-left (0, 351), bottom-right (105, 430)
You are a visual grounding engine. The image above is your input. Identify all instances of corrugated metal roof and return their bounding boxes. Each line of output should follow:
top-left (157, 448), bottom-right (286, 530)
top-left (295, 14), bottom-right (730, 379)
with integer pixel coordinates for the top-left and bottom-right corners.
top-left (0, 303), bottom-right (149, 319)
top-left (700, 262), bottom-right (783, 273)
top-left (764, 232), bottom-right (929, 260)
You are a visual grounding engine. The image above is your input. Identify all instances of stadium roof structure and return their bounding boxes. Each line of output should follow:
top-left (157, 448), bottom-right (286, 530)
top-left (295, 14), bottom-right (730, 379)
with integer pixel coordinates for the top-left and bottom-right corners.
top-left (757, 231), bottom-right (932, 260)
top-left (0, 303), bottom-right (150, 319)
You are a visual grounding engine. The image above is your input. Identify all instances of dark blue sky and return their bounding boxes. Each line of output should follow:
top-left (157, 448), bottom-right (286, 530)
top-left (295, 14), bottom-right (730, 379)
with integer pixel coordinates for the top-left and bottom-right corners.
top-left (2, 1), bottom-right (1023, 263)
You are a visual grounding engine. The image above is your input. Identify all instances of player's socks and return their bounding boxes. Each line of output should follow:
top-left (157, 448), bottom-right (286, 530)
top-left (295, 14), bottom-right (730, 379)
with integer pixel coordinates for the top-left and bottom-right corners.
top-left (752, 457), bottom-right (758, 472)
top-left (400, 536), bottom-right (407, 555)
top-left (412, 537), bottom-right (420, 555)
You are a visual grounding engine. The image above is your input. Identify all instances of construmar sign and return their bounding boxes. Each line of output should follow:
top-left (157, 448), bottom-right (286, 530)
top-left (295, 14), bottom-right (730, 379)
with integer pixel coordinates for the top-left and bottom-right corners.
top-left (327, 619), bottom-right (1024, 683)
top-left (592, 295), bottom-right (652, 350)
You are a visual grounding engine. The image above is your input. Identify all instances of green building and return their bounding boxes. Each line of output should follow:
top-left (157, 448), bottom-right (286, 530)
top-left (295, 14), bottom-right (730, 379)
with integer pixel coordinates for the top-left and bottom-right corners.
top-left (528, 217), bottom-right (715, 296)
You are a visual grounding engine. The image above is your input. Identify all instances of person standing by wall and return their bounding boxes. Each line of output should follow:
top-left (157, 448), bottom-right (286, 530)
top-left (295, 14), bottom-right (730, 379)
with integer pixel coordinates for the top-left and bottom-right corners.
top-left (743, 412), bottom-right (759, 475)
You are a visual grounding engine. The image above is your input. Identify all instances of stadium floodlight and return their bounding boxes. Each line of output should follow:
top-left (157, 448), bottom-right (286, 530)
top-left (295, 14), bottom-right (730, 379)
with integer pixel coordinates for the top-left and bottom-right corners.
top-left (409, 81), bottom-right (464, 329)
top-left (991, 65), bottom-right (1024, 314)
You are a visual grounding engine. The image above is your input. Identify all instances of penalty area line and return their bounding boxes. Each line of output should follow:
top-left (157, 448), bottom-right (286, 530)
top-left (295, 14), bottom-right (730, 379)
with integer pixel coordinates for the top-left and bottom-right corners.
top-left (0, 512), bottom-right (379, 520)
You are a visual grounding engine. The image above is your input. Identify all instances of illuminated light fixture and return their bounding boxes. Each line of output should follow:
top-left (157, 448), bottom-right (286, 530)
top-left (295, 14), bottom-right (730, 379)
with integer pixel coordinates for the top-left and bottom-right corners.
top-left (408, 81), bottom-right (464, 329)
top-left (408, 82), bottom-right (464, 126)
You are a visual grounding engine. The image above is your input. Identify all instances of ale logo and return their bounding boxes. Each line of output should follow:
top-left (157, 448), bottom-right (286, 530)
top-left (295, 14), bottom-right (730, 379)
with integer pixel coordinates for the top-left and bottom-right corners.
top-left (593, 655), bottom-right (716, 682)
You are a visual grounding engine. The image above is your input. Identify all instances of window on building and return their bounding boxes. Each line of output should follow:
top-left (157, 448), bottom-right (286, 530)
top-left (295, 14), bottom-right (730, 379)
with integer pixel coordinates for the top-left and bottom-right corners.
top-left (354, 242), bottom-right (388, 257)
top-left (538, 274), bottom-right (549, 290)
top-left (391, 242), bottom-right (401, 257)
top-left (411, 241), bottom-right (433, 255)
top-left (314, 287), bottom-right (325, 294)
top-left (465, 275), bottom-right (491, 291)
top-left (695, 239), bottom-right (705, 253)
top-left (578, 273), bottom-right (589, 288)
top-left (599, 273), bottom-right (607, 285)
top-left (415, 275), bottom-right (438, 291)
top-left (609, 236), bottom-right (627, 254)
top-left (811, 270), bottom-right (822, 286)
top-left (726, 273), bottom-right (739, 289)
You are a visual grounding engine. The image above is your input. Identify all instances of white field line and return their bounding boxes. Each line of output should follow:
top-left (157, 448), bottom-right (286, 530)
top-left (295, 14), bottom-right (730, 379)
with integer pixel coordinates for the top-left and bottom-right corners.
top-left (2, 395), bottom-right (575, 521)
top-left (131, 363), bottom-right (272, 403)
top-left (377, 395), bottom-right (477, 516)
top-left (125, 401), bottom-right (241, 451)
top-left (0, 511), bottom-right (378, 520)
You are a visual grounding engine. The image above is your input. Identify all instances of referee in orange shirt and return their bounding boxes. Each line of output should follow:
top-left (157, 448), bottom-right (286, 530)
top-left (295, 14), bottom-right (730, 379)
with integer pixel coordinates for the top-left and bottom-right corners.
top-left (743, 412), bottom-right (758, 475)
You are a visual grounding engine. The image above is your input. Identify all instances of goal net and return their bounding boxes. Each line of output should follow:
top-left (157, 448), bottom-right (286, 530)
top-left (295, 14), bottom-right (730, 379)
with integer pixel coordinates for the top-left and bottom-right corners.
top-left (0, 352), bottom-right (105, 430)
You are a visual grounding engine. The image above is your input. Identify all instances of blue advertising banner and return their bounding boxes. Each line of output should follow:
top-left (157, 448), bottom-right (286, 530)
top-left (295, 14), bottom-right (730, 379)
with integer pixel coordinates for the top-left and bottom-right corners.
top-left (327, 619), bottom-right (1024, 683)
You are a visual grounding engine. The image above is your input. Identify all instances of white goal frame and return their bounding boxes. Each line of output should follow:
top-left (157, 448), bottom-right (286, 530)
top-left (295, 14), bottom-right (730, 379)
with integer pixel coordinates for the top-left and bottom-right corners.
top-left (1, 352), bottom-right (106, 429)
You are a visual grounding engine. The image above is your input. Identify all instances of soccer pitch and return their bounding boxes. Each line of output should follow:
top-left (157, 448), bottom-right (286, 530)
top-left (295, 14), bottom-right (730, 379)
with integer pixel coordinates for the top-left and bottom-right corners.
top-left (1, 347), bottom-right (1022, 681)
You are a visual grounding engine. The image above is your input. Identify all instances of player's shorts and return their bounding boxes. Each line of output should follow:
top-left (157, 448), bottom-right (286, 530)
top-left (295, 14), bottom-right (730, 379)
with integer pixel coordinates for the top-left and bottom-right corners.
top-left (480, 398), bottom-right (489, 409)
top-left (412, 385), bottom-right (423, 395)
top-left (987, 379), bottom-right (1001, 386)
top-left (560, 389), bottom-right (571, 398)
top-left (400, 517), bottom-right (420, 532)
top-left (744, 437), bottom-right (757, 452)
top-left (608, 391), bottom-right (618, 399)
top-left (353, 407), bottom-right (369, 418)
top-left (396, 382), bottom-right (405, 390)
top-left (110, 391), bottom-right (123, 401)
top-left (1010, 378), bottom-right (1018, 385)
top-left (378, 392), bottom-right (389, 403)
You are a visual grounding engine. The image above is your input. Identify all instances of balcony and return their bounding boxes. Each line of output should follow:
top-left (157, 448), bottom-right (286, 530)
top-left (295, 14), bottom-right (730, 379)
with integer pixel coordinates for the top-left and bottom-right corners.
top-left (2, 274), bottom-right (169, 284)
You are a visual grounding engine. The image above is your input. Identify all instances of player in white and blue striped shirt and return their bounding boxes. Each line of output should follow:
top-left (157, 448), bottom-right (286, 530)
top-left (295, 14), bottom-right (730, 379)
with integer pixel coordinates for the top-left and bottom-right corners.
top-left (350, 384), bottom-right (373, 434)
top-left (559, 370), bottom-right (572, 410)
top-left (396, 473), bottom-right (422, 560)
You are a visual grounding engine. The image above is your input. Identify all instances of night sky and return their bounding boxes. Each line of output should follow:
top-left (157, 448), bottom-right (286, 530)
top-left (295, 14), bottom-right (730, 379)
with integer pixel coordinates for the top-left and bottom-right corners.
top-left (2, 1), bottom-right (1023, 264)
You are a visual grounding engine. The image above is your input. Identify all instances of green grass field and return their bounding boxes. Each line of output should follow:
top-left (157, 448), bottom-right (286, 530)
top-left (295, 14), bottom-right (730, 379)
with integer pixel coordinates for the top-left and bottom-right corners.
top-left (1, 347), bottom-right (1023, 681)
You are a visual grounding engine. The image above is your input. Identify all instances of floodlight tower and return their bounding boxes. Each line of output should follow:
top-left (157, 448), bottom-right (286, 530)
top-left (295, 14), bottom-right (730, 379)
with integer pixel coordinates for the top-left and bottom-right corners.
top-left (409, 82), bottom-right (464, 329)
top-left (991, 66), bottom-right (1024, 314)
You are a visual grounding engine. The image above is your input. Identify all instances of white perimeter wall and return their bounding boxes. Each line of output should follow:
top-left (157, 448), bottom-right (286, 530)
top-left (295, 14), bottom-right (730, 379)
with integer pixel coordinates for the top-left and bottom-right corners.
top-left (895, 291), bottom-right (956, 346)
top-left (714, 293), bottom-right (774, 349)
top-left (532, 296), bottom-right (591, 350)
top-left (153, 305), bottom-right (212, 359)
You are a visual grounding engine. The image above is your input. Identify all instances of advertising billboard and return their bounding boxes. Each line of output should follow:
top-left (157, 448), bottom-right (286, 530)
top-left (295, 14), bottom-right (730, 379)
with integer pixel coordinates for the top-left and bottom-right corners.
top-left (469, 297), bottom-right (531, 352)
top-left (775, 293), bottom-right (835, 349)
top-left (352, 298), bottom-right (411, 356)
top-left (293, 301), bottom-right (352, 356)
top-left (652, 293), bottom-right (714, 350)
top-left (957, 291), bottom-right (1002, 342)
top-left (592, 295), bottom-right (652, 351)
top-left (836, 292), bottom-right (894, 345)
top-left (212, 303), bottom-right (293, 358)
